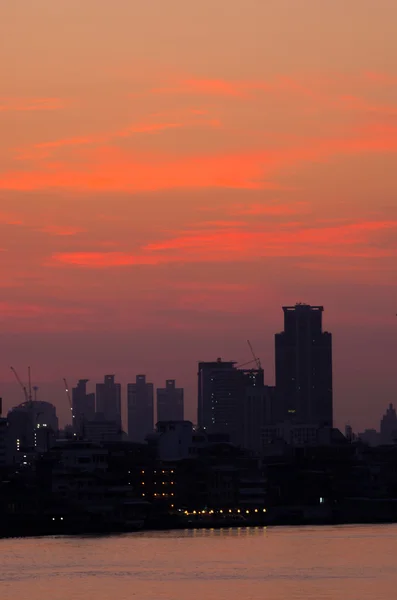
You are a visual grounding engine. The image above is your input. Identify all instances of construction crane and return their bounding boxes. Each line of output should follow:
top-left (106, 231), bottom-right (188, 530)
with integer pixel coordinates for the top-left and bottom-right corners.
top-left (247, 340), bottom-right (262, 370)
top-left (237, 340), bottom-right (263, 370)
top-left (63, 378), bottom-right (76, 433)
top-left (10, 367), bottom-right (29, 402)
top-left (27, 366), bottom-right (33, 402)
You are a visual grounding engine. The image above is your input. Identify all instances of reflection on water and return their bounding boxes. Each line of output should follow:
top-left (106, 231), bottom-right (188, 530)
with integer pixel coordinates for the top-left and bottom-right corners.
top-left (1, 525), bottom-right (397, 600)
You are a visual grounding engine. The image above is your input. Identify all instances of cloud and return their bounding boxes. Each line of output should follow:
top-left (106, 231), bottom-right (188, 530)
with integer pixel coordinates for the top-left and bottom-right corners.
top-left (37, 225), bottom-right (86, 237)
top-left (0, 148), bottom-right (279, 192)
top-left (151, 76), bottom-right (317, 99)
top-left (0, 302), bottom-right (88, 318)
top-left (49, 219), bottom-right (397, 270)
top-left (3, 118), bottom-right (397, 192)
top-left (51, 252), bottom-right (162, 267)
top-left (16, 114), bottom-right (219, 162)
top-left (230, 201), bottom-right (310, 216)
top-left (0, 212), bottom-right (24, 226)
top-left (0, 98), bottom-right (67, 112)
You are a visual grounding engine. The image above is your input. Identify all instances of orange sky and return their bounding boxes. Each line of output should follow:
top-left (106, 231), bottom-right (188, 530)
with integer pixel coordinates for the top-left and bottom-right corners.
top-left (1, 0), bottom-right (397, 431)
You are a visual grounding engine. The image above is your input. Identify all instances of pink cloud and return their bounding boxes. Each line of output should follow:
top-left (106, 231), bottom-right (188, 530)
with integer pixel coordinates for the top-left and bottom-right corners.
top-left (51, 252), bottom-right (162, 267)
top-left (38, 225), bottom-right (86, 237)
top-left (0, 97), bottom-right (67, 112)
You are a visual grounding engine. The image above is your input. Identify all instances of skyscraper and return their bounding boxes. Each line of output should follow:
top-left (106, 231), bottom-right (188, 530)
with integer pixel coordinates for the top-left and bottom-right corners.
top-left (198, 359), bottom-right (238, 433)
top-left (275, 304), bottom-right (333, 427)
top-left (197, 359), bottom-right (268, 444)
top-left (72, 379), bottom-right (95, 434)
top-left (380, 403), bottom-right (397, 444)
top-left (157, 379), bottom-right (184, 423)
top-left (128, 374), bottom-right (154, 443)
top-left (95, 375), bottom-right (121, 429)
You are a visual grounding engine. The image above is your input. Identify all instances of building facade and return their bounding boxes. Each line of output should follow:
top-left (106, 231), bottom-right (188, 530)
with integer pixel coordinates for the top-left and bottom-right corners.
top-left (95, 375), bottom-right (121, 429)
top-left (156, 379), bottom-right (184, 423)
top-left (198, 359), bottom-right (273, 448)
top-left (275, 304), bottom-right (333, 427)
top-left (72, 379), bottom-right (95, 435)
top-left (128, 375), bottom-right (154, 443)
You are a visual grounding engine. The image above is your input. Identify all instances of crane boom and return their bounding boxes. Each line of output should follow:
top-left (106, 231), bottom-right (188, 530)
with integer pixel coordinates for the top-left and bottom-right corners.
top-left (63, 378), bottom-right (76, 431)
top-left (10, 367), bottom-right (29, 402)
top-left (247, 340), bottom-right (262, 370)
top-left (28, 366), bottom-right (32, 402)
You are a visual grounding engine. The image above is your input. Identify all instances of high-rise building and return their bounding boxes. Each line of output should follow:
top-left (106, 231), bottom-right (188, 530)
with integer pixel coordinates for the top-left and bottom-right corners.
top-left (198, 359), bottom-right (271, 446)
top-left (0, 398), bottom-right (10, 466)
top-left (198, 359), bottom-right (240, 436)
top-left (96, 375), bottom-right (121, 429)
top-left (128, 375), bottom-right (154, 443)
top-left (380, 403), bottom-right (397, 444)
top-left (242, 377), bottom-right (276, 454)
top-left (7, 401), bottom-right (59, 455)
top-left (156, 380), bottom-right (184, 423)
top-left (275, 303), bottom-right (333, 427)
top-left (72, 379), bottom-right (95, 435)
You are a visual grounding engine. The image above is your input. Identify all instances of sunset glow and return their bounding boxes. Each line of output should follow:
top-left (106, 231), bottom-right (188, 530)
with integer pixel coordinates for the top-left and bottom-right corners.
top-left (1, 0), bottom-right (397, 430)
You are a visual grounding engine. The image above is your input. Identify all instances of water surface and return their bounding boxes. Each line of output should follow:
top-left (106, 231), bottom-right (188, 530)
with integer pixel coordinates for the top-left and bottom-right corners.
top-left (1, 525), bottom-right (396, 600)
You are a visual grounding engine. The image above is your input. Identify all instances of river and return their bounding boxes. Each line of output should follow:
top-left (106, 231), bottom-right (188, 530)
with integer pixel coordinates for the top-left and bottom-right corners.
top-left (1, 525), bottom-right (396, 599)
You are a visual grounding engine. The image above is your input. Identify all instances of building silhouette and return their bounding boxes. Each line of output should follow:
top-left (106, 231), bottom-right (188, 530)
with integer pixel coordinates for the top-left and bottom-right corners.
top-left (275, 304), bottom-right (333, 427)
top-left (7, 400), bottom-right (59, 456)
top-left (157, 380), bottom-right (184, 423)
top-left (128, 375), bottom-right (154, 443)
top-left (95, 375), bottom-right (121, 429)
top-left (198, 359), bottom-right (240, 437)
top-left (198, 359), bottom-right (271, 446)
top-left (72, 379), bottom-right (95, 435)
top-left (380, 403), bottom-right (397, 444)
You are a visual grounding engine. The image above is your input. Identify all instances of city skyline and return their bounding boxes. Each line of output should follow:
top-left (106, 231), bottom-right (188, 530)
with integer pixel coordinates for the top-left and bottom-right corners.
top-left (1, 0), bottom-right (397, 435)
top-left (1, 302), bottom-right (394, 435)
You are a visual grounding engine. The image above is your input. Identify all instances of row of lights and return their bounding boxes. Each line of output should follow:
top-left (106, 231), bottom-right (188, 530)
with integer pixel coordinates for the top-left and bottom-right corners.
top-left (141, 469), bottom-right (175, 475)
top-left (184, 508), bottom-right (266, 515)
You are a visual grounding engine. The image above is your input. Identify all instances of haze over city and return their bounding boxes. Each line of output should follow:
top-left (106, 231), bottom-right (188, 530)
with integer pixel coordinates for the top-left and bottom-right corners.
top-left (1, 1), bottom-right (397, 432)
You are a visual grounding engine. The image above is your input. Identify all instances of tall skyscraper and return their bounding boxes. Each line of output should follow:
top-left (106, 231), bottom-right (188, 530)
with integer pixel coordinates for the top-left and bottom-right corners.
top-left (95, 375), bottom-right (121, 429)
top-left (157, 379), bottom-right (184, 423)
top-left (72, 379), bottom-right (95, 434)
top-left (275, 303), bottom-right (333, 427)
top-left (198, 359), bottom-right (238, 432)
top-left (128, 374), bottom-right (154, 443)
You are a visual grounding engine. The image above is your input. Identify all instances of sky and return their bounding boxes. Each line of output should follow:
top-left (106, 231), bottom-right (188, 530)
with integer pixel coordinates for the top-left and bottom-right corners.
top-left (1, 0), bottom-right (397, 431)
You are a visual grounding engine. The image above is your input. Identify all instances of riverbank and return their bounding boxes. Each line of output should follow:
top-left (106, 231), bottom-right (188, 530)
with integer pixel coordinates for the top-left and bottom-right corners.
top-left (2, 502), bottom-right (397, 538)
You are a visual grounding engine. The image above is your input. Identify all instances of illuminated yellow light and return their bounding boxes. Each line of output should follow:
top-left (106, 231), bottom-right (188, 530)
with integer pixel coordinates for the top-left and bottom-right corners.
top-left (193, 510), bottom-right (196, 514)
top-left (255, 509), bottom-right (258, 513)
top-left (220, 510), bottom-right (223, 514)
top-left (237, 509), bottom-right (241, 513)
top-left (263, 508), bottom-right (267, 512)
top-left (246, 510), bottom-right (249, 514)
